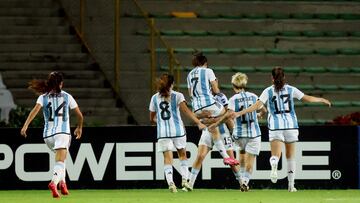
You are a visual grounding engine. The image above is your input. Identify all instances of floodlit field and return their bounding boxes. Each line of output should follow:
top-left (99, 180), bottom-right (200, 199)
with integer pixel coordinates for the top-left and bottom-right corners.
top-left (1, 189), bottom-right (360, 203)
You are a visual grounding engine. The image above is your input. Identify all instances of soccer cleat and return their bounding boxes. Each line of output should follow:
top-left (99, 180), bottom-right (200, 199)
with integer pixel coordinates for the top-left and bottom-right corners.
top-left (288, 186), bottom-right (297, 192)
top-left (181, 181), bottom-right (192, 192)
top-left (240, 183), bottom-right (250, 192)
top-left (48, 182), bottom-right (60, 198)
top-left (59, 181), bottom-right (69, 195)
top-left (270, 164), bottom-right (278, 183)
top-left (223, 157), bottom-right (240, 166)
top-left (168, 183), bottom-right (178, 193)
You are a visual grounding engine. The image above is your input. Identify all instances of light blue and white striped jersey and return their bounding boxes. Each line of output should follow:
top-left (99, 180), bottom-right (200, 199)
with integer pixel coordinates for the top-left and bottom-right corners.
top-left (149, 90), bottom-right (186, 139)
top-left (187, 66), bottom-right (217, 112)
top-left (228, 91), bottom-right (261, 139)
top-left (259, 84), bottom-right (304, 130)
top-left (36, 90), bottom-right (78, 138)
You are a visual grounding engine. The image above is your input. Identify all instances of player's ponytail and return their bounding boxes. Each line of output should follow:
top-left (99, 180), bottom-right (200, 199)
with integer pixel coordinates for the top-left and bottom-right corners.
top-left (272, 66), bottom-right (285, 92)
top-left (192, 52), bottom-right (207, 67)
top-left (157, 73), bottom-right (174, 98)
top-left (28, 71), bottom-right (63, 94)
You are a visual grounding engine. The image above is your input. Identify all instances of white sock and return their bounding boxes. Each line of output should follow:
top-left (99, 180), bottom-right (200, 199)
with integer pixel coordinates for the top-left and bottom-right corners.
top-left (179, 160), bottom-right (189, 181)
top-left (269, 156), bottom-right (279, 168)
top-left (287, 159), bottom-right (296, 187)
top-left (164, 165), bottom-right (174, 186)
top-left (189, 168), bottom-right (200, 187)
top-left (52, 161), bottom-right (65, 185)
top-left (61, 162), bottom-right (66, 183)
top-left (233, 169), bottom-right (242, 184)
top-left (239, 166), bottom-right (245, 177)
top-left (243, 171), bottom-right (251, 185)
top-left (214, 139), bottom-right (229, 158)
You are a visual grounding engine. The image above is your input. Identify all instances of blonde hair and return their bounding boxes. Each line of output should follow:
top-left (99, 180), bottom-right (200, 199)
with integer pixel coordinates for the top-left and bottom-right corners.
top-left (231, 72), bottom-right (248, 89)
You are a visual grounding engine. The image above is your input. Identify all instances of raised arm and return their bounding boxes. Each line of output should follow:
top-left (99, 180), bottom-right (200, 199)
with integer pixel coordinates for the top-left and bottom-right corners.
top-left (73, 107), bottom-right (83, 139)
top-left (301, 95), bottom-right (331, 107)
top-left (20, 103), bottom-right (42, 138)
top-left (179, 102), bottom-right (206, 130)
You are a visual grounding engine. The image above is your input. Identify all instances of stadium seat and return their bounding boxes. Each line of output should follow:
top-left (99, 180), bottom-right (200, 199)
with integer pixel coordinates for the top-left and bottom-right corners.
top-left (290, 48), bottom-right (314, 55)
top-left (332, 101), bottom-right (352, 107)
top-left (350, 67), bottom-right (360, 73)
top-left (150, 12), bottom-right (172, 18)
top-left (267, 48), bottom-right (290, 55)
top-left (256, 31), bottom-right (278, 37)
top-left (316, 48), bottom-right (338, 55)
top-left (220, 84), bottom-right (233, 90)
top-left (283, 66), bottom-right (303, 73)
top-left (160, 65), bottom-right (188, 71)
top-left (305, 103), bottom-right (325, 107)
top-left (315, 84), bottom-right (339, 91)
top-left (244, 13), bottom-right (267, 19)
top-left (325, 31), bottom-right (348, 37)
top-left (350, 31), bottom-right (360, 37)
top-left (184, 30), bottom-right (208, 36)
top-left (316, 13), bottom-right (338, 20)
top-left (155, 48), bottom-right (167, 53)
top-left (243, 48), bottom-right (266, 54)
top-left (160, 30), bottom-right (184, 36)
top-left (339, 13), bottom-right (360, 20)
top-left (174, 48), bottom-right (194, 53)
top-left (136, 30), bottom-right (150, 36)
top-left (219, 14), bottom-right (243, 19)
top-left (338, 48), bottom-right (360, 55)
top-left (303, 67), bottom-right (327, 73)
top-left (196, 48), bottom-right (219, 54)
top-left (197, 13), bottom-right (219, 19)
top-left (171, 12), bottom-right (197, 18)
top-left (211, 66), bottom-right (232, 72)
top-left (256, 66), bottom-right (273, 73)
top-left (298, 119), bottom-right (318, 125)
top-left (326, 67), bottom-right (350, 73)
top-left (297, 84), bottom-right (316, 91)
top-left (339, 85), bottom-right (360, 91)
top-left (268, 13), bottom-right (290, 19)
top-left (303, 31), bottom-right (325, 37)
top-left (208, 30), bottom-right (231, 36)
top-left (220, 48), bottom-right (243, 54)
top-left (247, 84), bottom-right (266, 90)
top-left (232, 31), bottom-right (255, 36)
top-left (291, 13), bottom-right (314, 20)
top-left (280, 31), bottom-right (302, 37)
top-left (352, 101), bottom-right (360, 107)
top-left (232, 66), bottom-right (256, 73)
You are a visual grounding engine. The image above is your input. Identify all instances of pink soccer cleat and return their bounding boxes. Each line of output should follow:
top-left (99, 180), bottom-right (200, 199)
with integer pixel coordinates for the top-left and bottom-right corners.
top-left (59, 181), bottom-right (69, 195)
top-left (48, 182), bottom-right (60, 198)
top-left (223, 157), bottom-right (240, 166)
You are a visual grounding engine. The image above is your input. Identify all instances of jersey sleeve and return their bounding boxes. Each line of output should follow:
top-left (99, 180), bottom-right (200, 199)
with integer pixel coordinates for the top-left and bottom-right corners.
top-left (149, 95), bottom-right (156, 112)
top-left (177, 92), bottom-right (186, 105)
top-left (293, 86), bottom-right (305, 100)
top-left (68, 94), bottom-right (78, 109)
top-left (207, 68), bottom-right (217, 82)
top-left (36, 95), bottom-right (43, 106)
top-left (228, 97), bottom-right (236, 111)
top-left (259, 88), bottom-right (269, 104)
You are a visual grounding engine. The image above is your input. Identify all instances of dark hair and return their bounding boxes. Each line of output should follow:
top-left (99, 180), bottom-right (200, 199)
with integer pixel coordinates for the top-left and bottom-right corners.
top-left (28, 71), bottom-right (64, 94)
top-left (156, 73), bottom-right (174, 97)
top-left (272, 66), bottom-right (285, 92)
top-left (192, 52), bottom-right (207, 67)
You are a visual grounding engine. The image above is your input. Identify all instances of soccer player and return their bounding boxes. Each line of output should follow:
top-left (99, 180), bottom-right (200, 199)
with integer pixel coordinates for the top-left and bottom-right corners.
top-left (210, 73), bottom-right (265, 191)
top-left (149, 73), bottom-right (206, 193)
top-left (187, 93), bottom-right (242, 191)
top-left (227, 67), bottom-right (331, 192)
top-left (20, 71), bottom-right (83, 198)
top-left (187, 52), bottom-right (239, 166)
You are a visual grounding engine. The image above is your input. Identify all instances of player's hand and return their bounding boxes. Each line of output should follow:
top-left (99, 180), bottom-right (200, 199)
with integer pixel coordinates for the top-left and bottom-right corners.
top-left (20, 126), bottom-right (27, 138)
top-left (229, 111), bottom-right (240, 119)
top-left (74, 127), bottom-right (82, 139)
top-left (208, 123), bottom-right (217, 131)
top-left (323, 98), bottom-right (331, 107)
top-left (257, 112), bottom-right (263, 119)
top-left (197, 123), bottom-right (207, 130)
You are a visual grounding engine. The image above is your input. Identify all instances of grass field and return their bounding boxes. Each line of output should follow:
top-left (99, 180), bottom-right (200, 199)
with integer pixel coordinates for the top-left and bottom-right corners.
top-left (1, 189), bottom-right (360, 203)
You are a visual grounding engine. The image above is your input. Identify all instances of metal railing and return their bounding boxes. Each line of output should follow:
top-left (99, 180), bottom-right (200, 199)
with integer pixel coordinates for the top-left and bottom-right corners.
top-left (132, 0), bottom-right (181, 95)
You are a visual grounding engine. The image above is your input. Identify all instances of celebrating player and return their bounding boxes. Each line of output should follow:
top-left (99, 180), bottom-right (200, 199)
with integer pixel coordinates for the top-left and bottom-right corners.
top-left (187, 52), bottom-right (239, 166)
top-left (226, 67), bottom-right (331, 192)
top-left (187, 93), bottom-right (242, 191)
top-left (20, 71), bottom-right (83, 198)
top-left (149, 73), bottom-right (206, 193)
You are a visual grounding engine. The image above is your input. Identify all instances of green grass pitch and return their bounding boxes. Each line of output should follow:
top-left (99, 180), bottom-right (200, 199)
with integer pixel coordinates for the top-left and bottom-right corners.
top-left (1, 189), bottom-right (360, 203)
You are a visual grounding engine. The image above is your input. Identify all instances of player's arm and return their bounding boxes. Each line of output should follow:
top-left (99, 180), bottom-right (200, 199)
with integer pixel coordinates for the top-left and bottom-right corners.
top-left (210, 79), bottom-right (221, 95)
top-left (208, 109), bottom-right (233, 130)
top-left (301, 95), bottom-right (331, 107)
top-left (179, 101), bottom-right (206, 130)
top-left (149, 111), bottom-right (157, 125)
top-left (73, 107), bottom-right (83, 139)
top-left (257, 104), bottom-right (267, 119)
top-left (233, 100), bottom-right (264, 119)
top-left (20, 103), bottom-right (42, 138)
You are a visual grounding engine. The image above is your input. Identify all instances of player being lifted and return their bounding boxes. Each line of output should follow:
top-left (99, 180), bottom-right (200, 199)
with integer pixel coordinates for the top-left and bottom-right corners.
top-left (149, 74), bottom-right (206, 193)
top-left (210, 72), bottom-right (266, 191)
top-left (20, 71), bottom-right (83, 198)
top-left (225, 67), bottom-right (331, 192)
top-left (187, 52), bottom-right (239, 166)
top-left (187, 93), bottom-right (242, 191)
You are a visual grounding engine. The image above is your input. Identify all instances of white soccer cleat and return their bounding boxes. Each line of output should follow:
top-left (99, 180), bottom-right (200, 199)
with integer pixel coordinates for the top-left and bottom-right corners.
top-left (168, 183), bottom-right (178, 193)
top-left (270, 164), bottom-right (278, 183)
top-left (288, 186), bottom-right (297, 192)
top-left (181, 180), bottom-right (192, 192)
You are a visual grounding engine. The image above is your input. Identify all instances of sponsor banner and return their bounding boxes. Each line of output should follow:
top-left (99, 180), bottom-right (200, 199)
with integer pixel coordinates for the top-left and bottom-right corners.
top-left (0, 126), bottom-right (358, 189)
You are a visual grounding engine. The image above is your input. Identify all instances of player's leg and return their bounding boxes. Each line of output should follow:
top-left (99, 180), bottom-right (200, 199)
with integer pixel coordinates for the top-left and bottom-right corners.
top-left (284, 129), bottom-right (299, 192)
top-left (188, 145), bottom-right (210, 190)
top-left (59, 135), bottom-right (71, 195)
top-left (48, 148), bottom-right (67, 198)
top-left (176, 147), bottom-right (191, 191)
top-left (163, 150), bottom-right (177, 192)
top-left (240, 137), bottom-right (260, 192)
top-left (227, 149), bottom-right (242, 187)
top-left (269, 130), bottom-right (285, 183)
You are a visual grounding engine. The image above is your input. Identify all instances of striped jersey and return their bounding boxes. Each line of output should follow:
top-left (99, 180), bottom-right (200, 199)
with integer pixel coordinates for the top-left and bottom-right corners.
top-left (259, 84), bottom-right (304, 130)
top-left (187, 66), bottom-right (217, 111)
top-left (228, 91), bottom-right (261, 139)
top-left (149, 90), bottom-right (186, 139)
top-left (36, 90), bottom-right (78, 138)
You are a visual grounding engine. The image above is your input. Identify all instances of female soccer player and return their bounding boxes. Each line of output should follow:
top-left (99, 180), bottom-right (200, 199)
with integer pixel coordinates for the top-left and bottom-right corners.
top-left (227, 67), bottom-right (331, 192)
top-left (20, 71), bottom-right (83, 198)
top-left (149, 74), bottom-right (206, 193)
top-left (187, 52), bottom-right (239, 166)
top-left (187, 94), bottom-right (242, 191)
